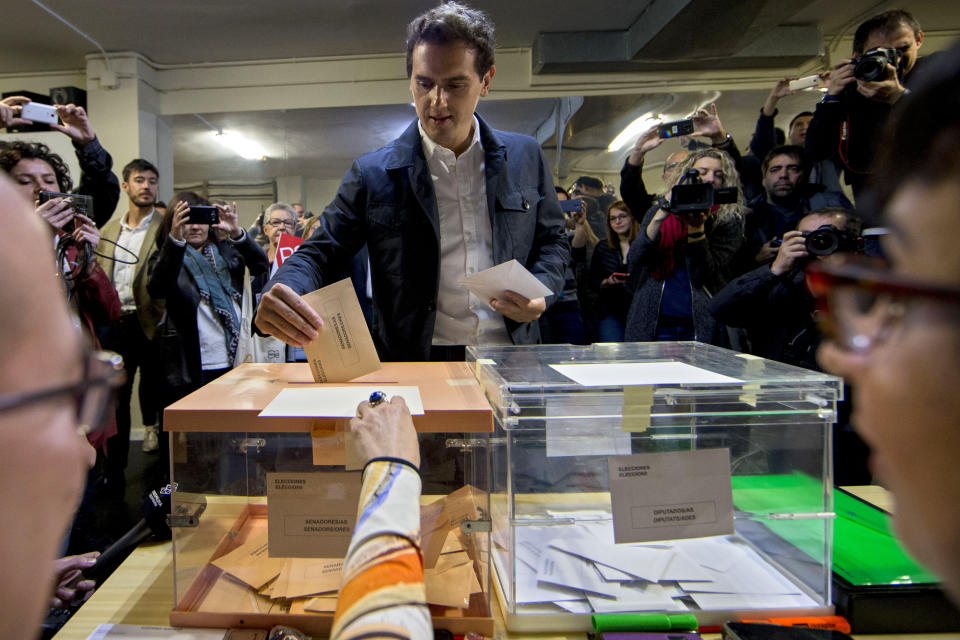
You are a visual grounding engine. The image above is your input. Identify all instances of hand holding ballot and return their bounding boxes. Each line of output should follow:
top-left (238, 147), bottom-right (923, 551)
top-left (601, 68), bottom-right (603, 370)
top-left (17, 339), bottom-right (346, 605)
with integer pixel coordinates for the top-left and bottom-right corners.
top-left (351, 395), bottom-right (420, 470)
top-left (255, 282), bottom-right (323, 347)
top-left (490, 290), bottom-right (547, 323)
top-left (460, 259), bottom-right (553, 323)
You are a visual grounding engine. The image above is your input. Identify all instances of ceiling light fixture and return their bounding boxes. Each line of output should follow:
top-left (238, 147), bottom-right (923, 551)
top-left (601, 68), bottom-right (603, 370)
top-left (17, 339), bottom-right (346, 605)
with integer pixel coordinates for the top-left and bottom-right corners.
top-left (212, 130), bottom-right (268, 161)
top-left (607, 114), bottom-right (662, 152)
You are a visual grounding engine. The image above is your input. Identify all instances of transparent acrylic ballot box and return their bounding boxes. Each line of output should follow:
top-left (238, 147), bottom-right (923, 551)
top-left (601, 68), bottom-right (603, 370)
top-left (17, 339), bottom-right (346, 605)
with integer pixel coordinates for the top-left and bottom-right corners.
top-left (165, 362), bottom-right (494, 636)
top-left (467, 342), bottom-right (842, 631)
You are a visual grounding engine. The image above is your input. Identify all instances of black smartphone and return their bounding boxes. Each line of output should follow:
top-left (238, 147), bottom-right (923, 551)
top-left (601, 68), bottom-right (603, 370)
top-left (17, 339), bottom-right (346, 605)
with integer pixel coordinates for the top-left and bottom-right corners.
top-left (187, 205), bottom-right (220, 225)
top-left (39, 191), bottom-right (93, 233)
top-left (658, 118), bottom-right (695, 139)
top-left (724, 622), bottom-right (855, 640)
top-left (559, 198), bottom-right (583, 213)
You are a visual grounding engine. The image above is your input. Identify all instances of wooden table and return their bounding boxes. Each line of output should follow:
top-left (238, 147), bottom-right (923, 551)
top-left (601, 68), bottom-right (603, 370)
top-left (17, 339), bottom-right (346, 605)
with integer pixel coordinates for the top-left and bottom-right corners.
top-left (55, 486), bottom-right (956, 640)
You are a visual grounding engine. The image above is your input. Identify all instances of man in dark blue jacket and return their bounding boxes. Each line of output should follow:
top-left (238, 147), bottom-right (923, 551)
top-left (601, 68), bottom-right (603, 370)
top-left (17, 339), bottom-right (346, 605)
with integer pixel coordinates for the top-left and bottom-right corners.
top-left (255, 2), bottom-right (568, 361)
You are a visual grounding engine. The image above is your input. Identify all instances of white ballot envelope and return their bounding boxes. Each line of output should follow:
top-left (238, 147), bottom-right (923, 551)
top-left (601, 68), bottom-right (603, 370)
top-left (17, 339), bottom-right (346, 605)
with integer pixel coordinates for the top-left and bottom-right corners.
top-left (460, 259), bottom-right (553, 309)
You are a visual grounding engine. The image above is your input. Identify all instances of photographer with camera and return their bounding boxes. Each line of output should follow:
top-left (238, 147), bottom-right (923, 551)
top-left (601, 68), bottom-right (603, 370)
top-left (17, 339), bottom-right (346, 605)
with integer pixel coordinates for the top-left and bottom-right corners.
top-left (0, 141), bottom-right (120, 408)
top-left (711, 207), bottom-right (861, 368)
top-left (0, 97), bottom-right (119, 226)
top-left (806, 10), bottom-right (932, 202)
top-left (619, 122), bottom-right (691, 220)
top-left (711, 208), bottom-right (871, 484)
top-left (623, 148), bottom-right (745, 344)
top-left (736, 145), bottom-right (851, 274)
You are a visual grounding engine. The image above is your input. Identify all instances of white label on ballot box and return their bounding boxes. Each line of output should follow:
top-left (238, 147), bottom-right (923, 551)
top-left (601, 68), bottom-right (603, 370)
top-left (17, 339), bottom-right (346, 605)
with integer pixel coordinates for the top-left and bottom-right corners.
top-left (608, 449), bottom-right (733, 543)
top-left (267, 471), bottom-right (361, 557)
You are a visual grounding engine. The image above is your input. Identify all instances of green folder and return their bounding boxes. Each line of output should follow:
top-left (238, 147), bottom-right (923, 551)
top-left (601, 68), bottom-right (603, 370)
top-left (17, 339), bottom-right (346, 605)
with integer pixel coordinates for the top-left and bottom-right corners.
top-left (731, 473), bottom-right (937, 586)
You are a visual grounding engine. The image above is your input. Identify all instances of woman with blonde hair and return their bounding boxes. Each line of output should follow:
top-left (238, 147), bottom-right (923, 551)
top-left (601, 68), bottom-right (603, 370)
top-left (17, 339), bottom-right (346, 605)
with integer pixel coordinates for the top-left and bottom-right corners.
top-left (624, 147), bottom-right (745, 344)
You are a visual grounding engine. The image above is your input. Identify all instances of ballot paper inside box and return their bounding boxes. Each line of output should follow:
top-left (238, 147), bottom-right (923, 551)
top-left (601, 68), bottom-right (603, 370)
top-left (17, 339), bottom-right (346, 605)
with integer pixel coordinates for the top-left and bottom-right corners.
top-left (163, 361), bottom-right (495, 636)
top-left (467, 342), bottom-right (843, 632)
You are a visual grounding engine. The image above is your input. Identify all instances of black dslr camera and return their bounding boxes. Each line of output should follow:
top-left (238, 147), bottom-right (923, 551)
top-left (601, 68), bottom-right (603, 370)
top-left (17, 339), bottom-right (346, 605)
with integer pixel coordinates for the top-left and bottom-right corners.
top-left (852, 47), bottom-right (901, 81)
top-left (668, 168), bottom-right (738, 214)
top-left (803, 225), bottom-right (860, 256)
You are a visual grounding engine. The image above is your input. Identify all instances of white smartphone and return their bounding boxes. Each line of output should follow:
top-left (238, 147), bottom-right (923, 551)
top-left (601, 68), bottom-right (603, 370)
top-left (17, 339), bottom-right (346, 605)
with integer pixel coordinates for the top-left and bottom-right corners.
top-left (788, 75), bottom-right (821, 92)
top-left (20, 102), bottom-right (58, 124)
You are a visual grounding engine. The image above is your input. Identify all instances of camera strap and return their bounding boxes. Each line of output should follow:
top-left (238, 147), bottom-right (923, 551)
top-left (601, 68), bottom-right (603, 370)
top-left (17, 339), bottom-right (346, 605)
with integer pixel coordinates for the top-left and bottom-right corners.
top-left (837, 114), bottom-right (871, 176)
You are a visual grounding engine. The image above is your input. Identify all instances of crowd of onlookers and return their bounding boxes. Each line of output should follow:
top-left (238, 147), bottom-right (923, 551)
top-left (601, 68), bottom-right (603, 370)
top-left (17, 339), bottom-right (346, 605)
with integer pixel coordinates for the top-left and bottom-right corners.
top-left (0, 5), bottom-right (930, 532)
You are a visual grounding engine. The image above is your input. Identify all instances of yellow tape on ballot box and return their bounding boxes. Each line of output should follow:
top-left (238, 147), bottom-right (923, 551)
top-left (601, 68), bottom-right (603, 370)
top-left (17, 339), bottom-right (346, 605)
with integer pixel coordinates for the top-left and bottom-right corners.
top-left (621, 385), bottom-right (654, 432)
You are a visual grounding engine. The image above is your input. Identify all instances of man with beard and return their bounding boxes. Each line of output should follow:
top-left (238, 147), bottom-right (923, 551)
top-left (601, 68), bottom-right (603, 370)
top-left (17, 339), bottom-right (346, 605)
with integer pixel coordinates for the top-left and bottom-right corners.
top-left (735, 145), bottom-right (850, 275)
top-left (96, 159), bottom-right (166, 489)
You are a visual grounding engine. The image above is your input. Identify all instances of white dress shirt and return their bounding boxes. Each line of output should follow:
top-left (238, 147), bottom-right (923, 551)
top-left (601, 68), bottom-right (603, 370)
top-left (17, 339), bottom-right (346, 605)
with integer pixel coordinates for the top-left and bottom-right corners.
top-left (113, 209), bottom-right (155, 312)
top-left (420, 117), bottom-right (511, 347)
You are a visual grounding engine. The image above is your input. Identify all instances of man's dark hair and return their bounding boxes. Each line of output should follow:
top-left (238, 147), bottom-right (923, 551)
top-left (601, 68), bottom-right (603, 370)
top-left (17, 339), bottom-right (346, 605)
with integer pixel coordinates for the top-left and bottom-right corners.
top-left (405, 1), bottom-right (496, 79)
top-left (554, 185), bottom-right (568, 198)
top-left (853, 9), bottom-right (921, 54)
top-left (574, 175), bottom-right (604, 191)
top-left (0, 141), bottom-right (72, 192)
top-left (123, 158), bottom-right (159, 182)
top-left (762, 145), bottom-right (809, 175)
top-left (801, 206), bottom-right (861, 236)
top-left (789, 111), bottom-right (814, 130)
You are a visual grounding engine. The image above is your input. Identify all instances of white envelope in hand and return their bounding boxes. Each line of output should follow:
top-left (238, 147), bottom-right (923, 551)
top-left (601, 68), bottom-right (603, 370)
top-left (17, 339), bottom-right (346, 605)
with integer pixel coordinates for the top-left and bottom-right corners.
top-left (460, 259), bottom-right (553, 309)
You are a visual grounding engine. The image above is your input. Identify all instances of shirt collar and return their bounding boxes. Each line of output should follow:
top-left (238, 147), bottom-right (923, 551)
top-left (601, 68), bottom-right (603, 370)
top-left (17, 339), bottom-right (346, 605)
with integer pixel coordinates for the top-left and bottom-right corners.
top-left (121, 208), bottom-right (155, 231)
top-left (418, 115), bottom-right (482, 161)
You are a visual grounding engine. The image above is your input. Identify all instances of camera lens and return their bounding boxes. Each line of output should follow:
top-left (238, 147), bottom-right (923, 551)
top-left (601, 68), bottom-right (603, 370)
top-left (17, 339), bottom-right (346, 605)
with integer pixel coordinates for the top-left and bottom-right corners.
top-left (805, 229), bottom-right (840, 256)
top-left (855, 58), bottom-right (884, 81)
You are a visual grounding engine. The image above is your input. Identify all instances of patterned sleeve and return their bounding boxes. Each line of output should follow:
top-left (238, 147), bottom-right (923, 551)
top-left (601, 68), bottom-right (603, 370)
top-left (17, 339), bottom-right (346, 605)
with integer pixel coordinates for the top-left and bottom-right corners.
top-left (331, 460), bottom-right (432, 640)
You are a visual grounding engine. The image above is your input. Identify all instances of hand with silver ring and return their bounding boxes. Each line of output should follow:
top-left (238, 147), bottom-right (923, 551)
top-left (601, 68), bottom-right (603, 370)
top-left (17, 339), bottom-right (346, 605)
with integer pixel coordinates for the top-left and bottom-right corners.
top-left (351, 395), bottom-right (419, 468)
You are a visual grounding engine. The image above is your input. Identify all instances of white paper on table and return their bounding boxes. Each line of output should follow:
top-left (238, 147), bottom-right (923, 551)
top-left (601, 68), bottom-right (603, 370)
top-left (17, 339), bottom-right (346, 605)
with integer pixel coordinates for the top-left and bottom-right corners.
top-left (554, 600), bottom-right (594, 614)
top-left (516, 537), bottom-right (545, 571)
top-left (688, 591), bottom-right (819, 610)
top-left (659, 548), bottom-right (715, 582)
top-left (672, 537), bottom-right (741, 572)
top-left (587, 582), bottom-right (688, 613)
top-left (538, 547), bottom-right (621, 597)
top-left (459, 259), bottom-right (553, 310)
top-left (514, 556), bottom-right (587, 603)
top-left (595, 563), bottom-right (637, 582)
top-left (259, 386), bottom-right (424, 417)
top-left (548, 531), bottom-right (674, 582)
top-left (549, 362), bottom-right (742, 386)
top-left (677, 544), bottom-right (803, 595)
top-left (546, 396), bottom-right (631, 458)
top-left (86, 625), bottom-right (226, 639)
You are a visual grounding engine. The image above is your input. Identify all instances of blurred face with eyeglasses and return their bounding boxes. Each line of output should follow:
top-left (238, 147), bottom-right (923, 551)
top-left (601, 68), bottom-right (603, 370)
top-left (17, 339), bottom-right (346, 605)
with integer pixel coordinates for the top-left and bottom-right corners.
top-left (0, 174), bottom-right (109, 634)
top-left (662, 151), bottom-right (689, 185)
top-left (813, 177), bottom-right (960, 601)
top-left (264, 207), bottom-right (297, 250)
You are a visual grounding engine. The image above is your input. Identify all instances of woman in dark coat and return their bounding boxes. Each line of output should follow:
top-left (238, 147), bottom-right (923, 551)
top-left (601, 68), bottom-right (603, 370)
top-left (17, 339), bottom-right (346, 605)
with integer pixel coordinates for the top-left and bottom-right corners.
top-left (588, 200), bottom-right (639, 342)
top-left (624, 148), bottom-right (746, 344)
top-left (148, 191), bottom-right (268, 402)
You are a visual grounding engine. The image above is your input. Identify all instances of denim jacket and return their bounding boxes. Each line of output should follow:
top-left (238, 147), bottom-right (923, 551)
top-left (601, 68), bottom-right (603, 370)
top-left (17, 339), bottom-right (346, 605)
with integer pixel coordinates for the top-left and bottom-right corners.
top-left (271, 115), bottom-right (570, 361)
